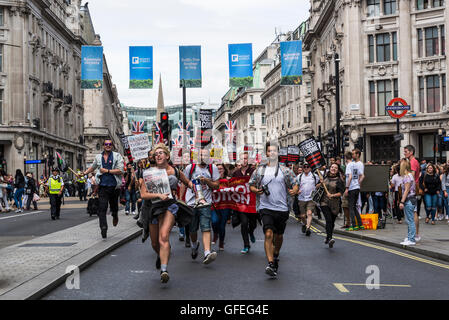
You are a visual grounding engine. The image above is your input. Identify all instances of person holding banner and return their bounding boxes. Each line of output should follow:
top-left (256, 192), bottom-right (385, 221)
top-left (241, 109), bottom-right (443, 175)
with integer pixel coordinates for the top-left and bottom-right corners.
top-left (249, 142), bottom-right (298, 278)
top-left (139, 144), bottom-right (194, 283)
top-left (297, 163), bottom-right (320, 237)
top-left (344, 149), bottom-right (365, 231)
top-left (317, 163), bottom-right (345, 248)
top-left (82, 139), bottom-right (124, 239)
top-left (211, 164), bottom-right (231, 251)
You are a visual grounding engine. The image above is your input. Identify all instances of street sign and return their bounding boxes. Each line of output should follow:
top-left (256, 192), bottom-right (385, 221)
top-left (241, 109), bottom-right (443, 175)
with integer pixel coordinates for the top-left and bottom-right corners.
top-left (386, 98), bottom-right (409, 119)
top-left (444, 136), bottom-right (449, 142)
top-left (393, 133), bottom-right (404, 142)
top-left (25, 160), bottom-right (44, 165)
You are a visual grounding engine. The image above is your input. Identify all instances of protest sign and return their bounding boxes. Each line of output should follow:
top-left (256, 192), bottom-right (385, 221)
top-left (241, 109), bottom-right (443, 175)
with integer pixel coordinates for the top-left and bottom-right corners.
top-left (298, 137), bottom-right (326, 171)
top-left (212, 176), bottom-right (256, 213)
top-left (127, 134), bottom-right (151, 161)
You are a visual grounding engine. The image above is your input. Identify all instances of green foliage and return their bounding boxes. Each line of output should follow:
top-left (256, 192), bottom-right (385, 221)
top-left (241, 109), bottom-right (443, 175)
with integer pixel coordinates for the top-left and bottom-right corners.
top-left (81, 80), bottom-right (103, 89)
top-left (129, 79), bottom-right (153, 89)
top-left (280, 75), bottom-right (302, 86)
top-left (180, 79), bottom-right (202, 88)
top-left (229, 77), bottom-right (254, 88)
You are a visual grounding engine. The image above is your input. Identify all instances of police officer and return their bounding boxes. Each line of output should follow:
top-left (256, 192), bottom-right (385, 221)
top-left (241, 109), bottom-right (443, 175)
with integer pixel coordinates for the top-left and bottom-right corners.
top-left (46, 167), bottom-right (64, 220)
top-left (76, 169), bottom-right (87, 201)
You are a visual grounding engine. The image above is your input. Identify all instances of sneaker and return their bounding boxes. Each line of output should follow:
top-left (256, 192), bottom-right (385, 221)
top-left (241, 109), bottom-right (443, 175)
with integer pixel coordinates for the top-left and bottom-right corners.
top-left (241, 247), bottom-right (250, 254)
top-left (273, 258), bottom-right (279, 272)
top-left (265, 263), bottom-right (277, 277)
top-left (51, 215), bottom-right (56, 220)
top-left (191, 243), bottom-right (199, 260)
top-left (203, 252), bottom-right (217, 264)
top-left (125, 211), bottom-right (129, 216)
top-left (328, 239), bottom-right (335, 248)
top-left (324, 238), bottom-right (330, 244)
top-left (358, 226), bottom-right (365, 230)
top-left (132, 211), bottom-right (136, 216)
top-left (219, 242), bottom-right (224, 251)
top-left (179, 234), bottom-right (185, 242)
top-left (101, 229), bottom-right (107, 239)
top-left (112, 215), bottom-right (119, 227)
top-left (400, 240), bottom-right (416, 246)
top-left (250, 232), bottom-right (256, 243)
top-left (160, 271), bottom-right (169, 283)
top-left (305, 227), bottom-right (311, 236)
top-left (155, 256), bottom-right (161, 269)
top-left (346, 227), bottom-right (355, 231)
top-left (185, 239), bottom-right (191, 248)
top-left (415, 235), bottom-right (421, 242)
top-left (133, 214), bottom-right (140, 220)
top-left (302, 225), bottom-right (307, 233)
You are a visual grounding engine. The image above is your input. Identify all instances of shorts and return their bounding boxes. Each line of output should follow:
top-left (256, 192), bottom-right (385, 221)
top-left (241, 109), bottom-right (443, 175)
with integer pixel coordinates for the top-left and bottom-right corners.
top-left (299, 200), bottom-right (315, 215)
top-left (260, 209), bottom-right (289, 235)
top-left (189, 205), bottom-right (212, 233)
top-left (150, 203), bottom-right (179, 225)
top-left (341, 194), bottom-right (349, 208)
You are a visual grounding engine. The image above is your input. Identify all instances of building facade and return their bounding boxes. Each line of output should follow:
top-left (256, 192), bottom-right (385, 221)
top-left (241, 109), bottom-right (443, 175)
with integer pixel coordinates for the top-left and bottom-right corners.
top-left (304, 0), bottom-right (448, 162)
top-left (0, 0), bottom-right (86, 176)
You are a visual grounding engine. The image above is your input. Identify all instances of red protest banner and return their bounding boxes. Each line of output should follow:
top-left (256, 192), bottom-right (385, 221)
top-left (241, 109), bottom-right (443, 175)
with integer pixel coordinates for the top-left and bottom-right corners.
top-left (212, 176), bottom-right (256, 214)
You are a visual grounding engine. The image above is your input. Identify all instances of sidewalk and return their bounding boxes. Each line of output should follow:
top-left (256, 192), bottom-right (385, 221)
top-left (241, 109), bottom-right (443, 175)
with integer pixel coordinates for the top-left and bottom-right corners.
top-left (0, 210), bottom-right (141, 300)
top-left (313, 214), bottom-right (449, 263)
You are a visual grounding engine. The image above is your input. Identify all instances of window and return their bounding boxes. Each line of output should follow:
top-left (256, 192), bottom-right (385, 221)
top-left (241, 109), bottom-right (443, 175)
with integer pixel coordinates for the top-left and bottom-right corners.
top-left (250, 132), bottom-right (255, 144)
top-left (419, 76), bottom-right (425, 112)
top-left (306, 82), bottom-right (311, 95)
top-left (0, 7), bottom-right (3, 26)
top-left (377, 80), bottom-right (392, 116)
top-left (0, 45), bottom-right (2, 72)
top-left (250, 95), bottom-right (254, 105)
top-left (416, 0), bottom-right (429, 9)
top-left (441, 26), bottom-right (445, 56)
top-left (442, 74), bottom-right (446, 106)
top-left (376, 33), bottom-right (391, 62)
top-left (261, 113), bottom-right (266, 125)
top-left (384, 0), bottom-right (397, 15)
top-left (433, 0), bottom-right (444, 7)
top-left (370, 81), bottom-right (376, 117)
top-left (392, 32), bottom-right (397, 60)
top-left (0, 89), bottom-right (2, 124)
top-left (425, 26), bottom-right (439, 56)
top-left (250, 113), bottom-right (254, 126)
top-left (367, 0), bottom-right (380, 16)
top-left (369, 35), bottom-right (375, 62)
top-left (427, 75), bottom-right (440, 113)
top-left (418, 29), bottom-right (423, 57)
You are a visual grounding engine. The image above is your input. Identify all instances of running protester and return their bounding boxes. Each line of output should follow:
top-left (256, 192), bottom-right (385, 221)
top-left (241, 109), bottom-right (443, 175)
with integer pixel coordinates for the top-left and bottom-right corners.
top-left (184, 148), bottom-right (220, 265)
top-left (344, 148), bottom-right (365, 231)
top-left (318, 163), bottom-right (345, 248)
top-left (211, 164), bottom-right (231, 251)
top-left (297, 163), bottom-right (319, 236)
top-left (249, 142), bottom-right (298, 278)
top-left (140, 143), bottom-right (193, 283)
top-left (232, 152), bottom-right (256, 254)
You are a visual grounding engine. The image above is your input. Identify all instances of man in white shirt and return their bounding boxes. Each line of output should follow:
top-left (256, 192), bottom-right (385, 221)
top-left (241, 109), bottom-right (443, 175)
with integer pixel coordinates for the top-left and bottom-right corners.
top-left (297, 163), bottom-right (319, 236)
top-left (344, 149), bottom-right (365, 230)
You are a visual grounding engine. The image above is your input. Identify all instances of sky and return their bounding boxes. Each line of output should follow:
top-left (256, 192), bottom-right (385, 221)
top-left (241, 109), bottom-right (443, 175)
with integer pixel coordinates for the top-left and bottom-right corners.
top-left (87, 0), bottom-right (310, 108)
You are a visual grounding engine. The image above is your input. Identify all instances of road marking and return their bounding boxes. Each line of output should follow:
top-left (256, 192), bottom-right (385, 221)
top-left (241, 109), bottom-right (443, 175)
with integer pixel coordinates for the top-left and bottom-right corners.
top-left (333, 283), bottom-right (411, 293)
top-left (0, 211), bottom-right (44, 220)
top-left (289, 214), bottom-right (449, 271)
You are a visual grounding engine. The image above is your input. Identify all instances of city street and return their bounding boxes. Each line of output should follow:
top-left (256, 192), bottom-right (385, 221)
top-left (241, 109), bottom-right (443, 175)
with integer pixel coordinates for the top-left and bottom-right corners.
top-left (43, 218), bottom-right (449, 300)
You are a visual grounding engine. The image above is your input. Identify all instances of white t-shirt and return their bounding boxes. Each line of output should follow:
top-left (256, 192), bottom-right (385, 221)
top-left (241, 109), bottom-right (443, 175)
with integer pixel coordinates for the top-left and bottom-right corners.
top-left (297, 172), bottom-right (318, 202)
top-left (259, 165), bottom-right (288, 212)
top-left (346, 161), bottom-right (364, 191)
top-left (184, 164), bottom-right (220, 207)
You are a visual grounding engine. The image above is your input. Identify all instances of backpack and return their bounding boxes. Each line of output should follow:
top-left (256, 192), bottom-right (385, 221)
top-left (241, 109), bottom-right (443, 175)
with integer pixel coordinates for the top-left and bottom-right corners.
top-left (298, 173), bottom-right (319, 186)
top-left (188, 164), bottom-right (213, 180)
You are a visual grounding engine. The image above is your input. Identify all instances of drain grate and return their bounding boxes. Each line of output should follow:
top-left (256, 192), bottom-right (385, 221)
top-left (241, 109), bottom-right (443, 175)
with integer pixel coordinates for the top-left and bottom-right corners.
top-left (19, 242), bottom-right (77, 247)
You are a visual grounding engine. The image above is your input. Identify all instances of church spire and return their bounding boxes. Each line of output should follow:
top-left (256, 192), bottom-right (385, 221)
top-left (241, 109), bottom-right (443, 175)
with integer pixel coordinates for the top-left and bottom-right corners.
top-left (156, 74), bottom-right (165, 121)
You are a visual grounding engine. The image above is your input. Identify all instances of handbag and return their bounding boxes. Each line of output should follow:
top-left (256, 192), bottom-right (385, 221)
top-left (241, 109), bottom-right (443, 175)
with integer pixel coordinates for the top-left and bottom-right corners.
top-left (33, 193), bottom-right (41, 202)
top-left (311, 186), bottom-right (325, 206)
top-left (231, 212), bottom-right (241, 228)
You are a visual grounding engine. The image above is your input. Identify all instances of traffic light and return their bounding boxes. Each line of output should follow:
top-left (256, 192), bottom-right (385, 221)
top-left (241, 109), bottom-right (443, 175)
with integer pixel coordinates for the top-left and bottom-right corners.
top-left (160, 112), bottom-right (169, 146)
top-left (355, 137), bottom-right (364, 152)
top-left (326, 129), bottom-right (335, 157)
top-left (439, 129), bottom-right (449, 151)
top-left (341, 126), bottom-right (350, 152)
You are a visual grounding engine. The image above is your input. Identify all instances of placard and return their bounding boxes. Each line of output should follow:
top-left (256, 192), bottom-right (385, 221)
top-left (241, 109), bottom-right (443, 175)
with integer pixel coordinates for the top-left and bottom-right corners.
top-left (127, 134), bottom-right (151, 161)
top-left (298, 137), bottom-right (326, 171)
top-left (287, 145), bottom-right (300, 163)
top-left (279, 147), bottom-right (288, 163)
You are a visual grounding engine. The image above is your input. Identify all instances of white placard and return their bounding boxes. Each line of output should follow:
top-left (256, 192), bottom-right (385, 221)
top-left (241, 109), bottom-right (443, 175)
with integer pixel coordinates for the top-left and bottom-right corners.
top-left (127, 134), bottom-right (151, 161)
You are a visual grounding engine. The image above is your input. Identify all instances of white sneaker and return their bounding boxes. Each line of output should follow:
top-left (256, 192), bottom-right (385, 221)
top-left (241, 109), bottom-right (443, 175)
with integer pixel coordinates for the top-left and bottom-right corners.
top-left (400, 240), bottom-right (416, 246)
top-left (415, 235), bottom-right (421, 242)
top-left (445, 215), bottom-right (449, 220)
top-left (132, 211), bottom-right (136, 215)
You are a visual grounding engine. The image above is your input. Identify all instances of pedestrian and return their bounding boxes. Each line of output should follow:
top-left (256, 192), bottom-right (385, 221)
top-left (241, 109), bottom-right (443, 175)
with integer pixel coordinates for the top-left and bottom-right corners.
top-left (390, 164), bottom-right (404, 224)
top-left (404, 145), bottom-right (421, 242)
top-left (81, 138), bottom-right (124, 239)
top-left (76, 169), bottom-right (87, 201)
top-left (184, 148), bottom-right (220, 265)
top-left (0, 169), bottom-right (10, 212)
top-left (211, 163), bottom-right (231, 251)
top-left (39, 175), bottom-right (47, 198)
top-left (420, 163), bottom-right (441, 225)
top-left (297, 162), bottom-right (319, 236)
top-left (399, 158), bottom-right (417, 246)
top-left (341, 152), bottom-right (352, 228)
top-left (24, 172), bottom-right (38, 210)
top-left (319, 163), bottom-right (345, 248)
top-left (46, 167), bottom-right (64, 220)
top-left (441, 165), bottom-right (449, 223)
top-left (249, 142), bottom-right (298, 278)
top-left (344, 148), bottom-right (365, 231)
top-left (232, 152), bottom-right (257, 254)
top-left (13, 169), bottom-right (25, 213)
top-left (124, 162), bottom-right (137, 215)
top-left (139, 143), bottom-right (193, 283)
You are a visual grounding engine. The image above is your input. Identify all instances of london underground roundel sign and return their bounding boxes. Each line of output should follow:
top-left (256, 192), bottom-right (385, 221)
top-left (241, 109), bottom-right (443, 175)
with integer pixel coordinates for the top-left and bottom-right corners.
top-left (386, 98), bottom-right (410, 119)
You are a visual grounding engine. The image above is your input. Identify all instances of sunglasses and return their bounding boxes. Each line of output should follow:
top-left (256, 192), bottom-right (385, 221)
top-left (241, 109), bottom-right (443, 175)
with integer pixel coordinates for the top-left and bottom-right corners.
top-left (303, 165), bottom-right (310, 168)
top-left (104, 143), bottom-right (113, 147)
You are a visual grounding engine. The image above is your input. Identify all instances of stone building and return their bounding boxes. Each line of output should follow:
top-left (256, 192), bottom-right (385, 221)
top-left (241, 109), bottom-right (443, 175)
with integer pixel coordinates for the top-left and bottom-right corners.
top-left (0, 0), bottom-right (86, 176)
top-left (304, 0), bottom-right (448, 162)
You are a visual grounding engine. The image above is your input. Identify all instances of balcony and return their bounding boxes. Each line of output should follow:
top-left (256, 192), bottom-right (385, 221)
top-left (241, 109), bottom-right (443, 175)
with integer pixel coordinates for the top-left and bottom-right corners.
top-left (42, 82), bottom-right (53, 95)
top-left (64, 94), bottom-right (72, 105)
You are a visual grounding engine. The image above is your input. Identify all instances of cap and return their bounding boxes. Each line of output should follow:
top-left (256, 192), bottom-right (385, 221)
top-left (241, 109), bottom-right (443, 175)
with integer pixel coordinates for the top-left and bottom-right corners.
top-left (52, 167), bottom-right (60, 172)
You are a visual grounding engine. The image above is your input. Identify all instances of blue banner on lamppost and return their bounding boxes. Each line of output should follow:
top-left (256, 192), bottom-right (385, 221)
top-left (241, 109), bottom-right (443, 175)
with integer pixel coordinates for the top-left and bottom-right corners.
top-left (228, 43), bottom-right (253, 88)
top-left (280, 41), bottom-right (302, 86)
top-left (81, 46), bottom-right (103, 89)
top-left (179, 46), bottom-right (202, 88)
top-left (129, 46), bottom-right (153, 89)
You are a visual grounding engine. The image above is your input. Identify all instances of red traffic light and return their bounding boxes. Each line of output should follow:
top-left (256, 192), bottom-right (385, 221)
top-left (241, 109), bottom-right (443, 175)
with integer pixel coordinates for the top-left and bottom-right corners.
top-left (162, 115), bottom-right (168, 120)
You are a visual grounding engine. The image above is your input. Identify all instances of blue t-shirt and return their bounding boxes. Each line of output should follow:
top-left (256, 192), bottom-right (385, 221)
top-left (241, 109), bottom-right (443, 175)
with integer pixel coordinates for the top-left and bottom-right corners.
top-left (100, 152), bottom-right (117, 187)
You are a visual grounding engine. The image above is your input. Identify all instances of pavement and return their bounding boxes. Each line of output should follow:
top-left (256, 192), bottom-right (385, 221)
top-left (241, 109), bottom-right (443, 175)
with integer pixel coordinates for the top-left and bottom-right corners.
top-left (1, 200), bottom-right (449, 300)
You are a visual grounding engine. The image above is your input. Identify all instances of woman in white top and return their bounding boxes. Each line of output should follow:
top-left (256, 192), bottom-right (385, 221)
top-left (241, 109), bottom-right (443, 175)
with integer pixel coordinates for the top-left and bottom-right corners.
top-left (390, 165), bottom-right (403, 224)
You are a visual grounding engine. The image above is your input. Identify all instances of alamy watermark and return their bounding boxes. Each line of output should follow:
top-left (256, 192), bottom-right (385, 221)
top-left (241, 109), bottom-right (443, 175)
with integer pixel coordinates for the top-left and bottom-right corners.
top-left (65, 265), bottom-right (80, 290)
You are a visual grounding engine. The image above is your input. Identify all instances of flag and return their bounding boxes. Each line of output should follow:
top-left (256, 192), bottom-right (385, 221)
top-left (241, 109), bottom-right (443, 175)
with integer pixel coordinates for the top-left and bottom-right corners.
top-left (154, 122), bottom-right (163, 144)
top-left (55, 152), bottom-right (68, 172)
top-left (225, 120), bottom-right (237, 143)
top-left (131, 121), bottom-right (145, 135)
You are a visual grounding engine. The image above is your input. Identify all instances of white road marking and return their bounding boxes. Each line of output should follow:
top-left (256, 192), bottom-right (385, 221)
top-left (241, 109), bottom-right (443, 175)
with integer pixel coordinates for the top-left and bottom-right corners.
top-left (0, 211), bottom-right (44, 220)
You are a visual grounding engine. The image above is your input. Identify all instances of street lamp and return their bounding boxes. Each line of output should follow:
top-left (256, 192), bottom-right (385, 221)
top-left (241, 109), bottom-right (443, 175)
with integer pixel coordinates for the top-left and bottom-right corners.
top-left (23, 154), bottom-right (27, 173)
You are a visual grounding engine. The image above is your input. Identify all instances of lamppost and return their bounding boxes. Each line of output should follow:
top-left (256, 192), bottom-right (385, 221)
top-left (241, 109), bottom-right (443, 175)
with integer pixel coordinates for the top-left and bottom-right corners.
top-left (334, 53), bottom-right (341, 158)
top-left (23, 154), bottom-right (27, 173)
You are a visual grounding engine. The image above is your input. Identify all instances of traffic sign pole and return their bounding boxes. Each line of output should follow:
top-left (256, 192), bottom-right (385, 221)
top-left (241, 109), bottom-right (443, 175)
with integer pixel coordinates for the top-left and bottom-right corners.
top-left (386, 98), bottom-right (410, 161)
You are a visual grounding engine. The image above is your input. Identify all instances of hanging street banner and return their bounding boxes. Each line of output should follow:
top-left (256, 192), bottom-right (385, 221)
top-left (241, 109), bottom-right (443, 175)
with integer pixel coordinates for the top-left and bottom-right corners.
top-left (129, 46), bottom-right (153, 89)
top-left (298, 137), bottom-right (326, 172)
top-left (280, 40), bottom-right (302, 86)
top-left (228, 43), bottom-right (253, 88)
top-left (128, 134), bottom-right (151, 161)
top-left (81, 46), bottom-right (103, 89)
top-left (179, 46), bottom-right (202, 88)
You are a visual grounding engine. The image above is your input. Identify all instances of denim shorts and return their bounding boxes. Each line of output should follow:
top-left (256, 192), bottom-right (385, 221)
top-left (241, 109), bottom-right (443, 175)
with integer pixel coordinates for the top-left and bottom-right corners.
top-left (150, 203), bottom-right (179, 225)
top-left (189, 206), bottom-right (212, 233)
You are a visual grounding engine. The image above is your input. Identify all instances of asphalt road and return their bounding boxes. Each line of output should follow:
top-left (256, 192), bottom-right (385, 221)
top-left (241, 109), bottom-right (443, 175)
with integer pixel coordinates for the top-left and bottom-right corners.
top-left (43, 216), bottom-right (449, 300)
top-left (0, 198), bottom-right (96, 249)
